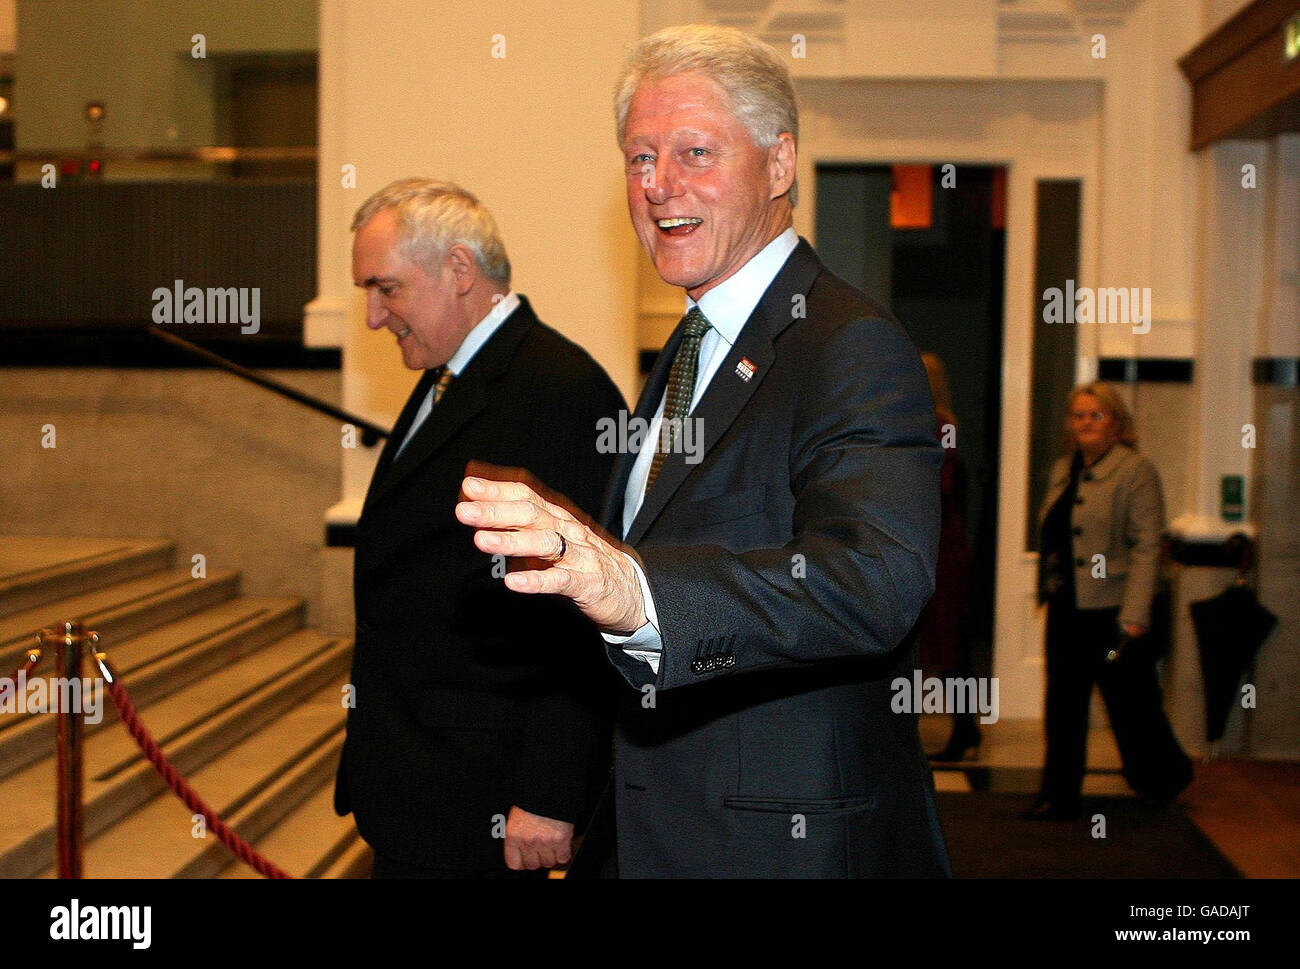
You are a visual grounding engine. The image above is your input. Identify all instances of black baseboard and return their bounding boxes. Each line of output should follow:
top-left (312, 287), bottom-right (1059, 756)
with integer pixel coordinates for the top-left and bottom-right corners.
top-left (325, 522), bottom-right (358, 548)
top-left (1097, 358), bottom-right (1194, 383)
top-left (1252, 358), bottom-right (1300, 386)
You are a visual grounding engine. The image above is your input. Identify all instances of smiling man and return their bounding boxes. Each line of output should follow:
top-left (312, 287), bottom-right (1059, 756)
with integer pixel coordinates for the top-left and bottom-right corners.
top-left (336, 178), bottom-right (624, 878)
top-left (457, 25), bottom-right (949, 878)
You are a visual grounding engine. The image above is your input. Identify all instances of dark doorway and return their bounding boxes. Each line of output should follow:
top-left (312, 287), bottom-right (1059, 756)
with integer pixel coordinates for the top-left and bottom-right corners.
top-left (815, 163), bottom-right (1006, 676)
top-left (214, 53), bottom-right (318, 180)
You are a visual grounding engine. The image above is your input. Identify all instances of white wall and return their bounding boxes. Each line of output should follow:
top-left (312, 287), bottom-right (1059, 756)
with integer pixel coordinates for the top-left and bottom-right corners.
top-left (1204, 0), bottom-right (1257, 32)
top-left (1264, 136), bottom-right (1300, 358)
top-left (0, 0), bottom-right (15, 56)
top-left (312, 0), bottom-right (641, 508)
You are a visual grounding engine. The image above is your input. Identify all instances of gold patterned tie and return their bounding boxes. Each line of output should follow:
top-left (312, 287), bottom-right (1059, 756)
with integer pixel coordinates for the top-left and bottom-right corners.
top-left (432, 365), bottom-right (455, 405)
top-left (647, 307), bottom-right (711, 492)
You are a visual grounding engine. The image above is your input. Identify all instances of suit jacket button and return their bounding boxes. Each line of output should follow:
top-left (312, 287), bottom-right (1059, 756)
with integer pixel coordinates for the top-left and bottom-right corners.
top-left (1083, 472), bottom-right (1094, 482)
top-left (1074, 557), bottom-right (1085, 567)
top-left (1072, 526), bottom-right (1083, 536)
top-left (357, 620), bottom-right (372, 635)
top-left (1075, 496), bottom-right (1085, 505)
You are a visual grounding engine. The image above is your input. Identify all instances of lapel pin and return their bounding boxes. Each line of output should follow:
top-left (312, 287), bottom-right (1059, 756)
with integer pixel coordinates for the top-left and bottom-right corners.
top-left (735, 357), bottom-right (755, 382)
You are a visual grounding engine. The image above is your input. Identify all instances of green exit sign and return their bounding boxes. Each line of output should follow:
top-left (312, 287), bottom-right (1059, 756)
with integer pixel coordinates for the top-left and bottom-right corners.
top-left (1222, 475), bottom-right (1244, 522)
top-left (1287, 14), bottom-right (1300, 63)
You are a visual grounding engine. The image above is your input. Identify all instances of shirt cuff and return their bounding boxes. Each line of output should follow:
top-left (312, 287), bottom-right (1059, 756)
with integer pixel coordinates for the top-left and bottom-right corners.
top-left (600, 552), bottom-right (663, 672)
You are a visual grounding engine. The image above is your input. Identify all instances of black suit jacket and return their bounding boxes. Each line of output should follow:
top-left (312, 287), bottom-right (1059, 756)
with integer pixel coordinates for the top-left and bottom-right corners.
top-left (334, 296), bottom-right (625, 871)
top-left (598, 240), bottom-right (950, 878)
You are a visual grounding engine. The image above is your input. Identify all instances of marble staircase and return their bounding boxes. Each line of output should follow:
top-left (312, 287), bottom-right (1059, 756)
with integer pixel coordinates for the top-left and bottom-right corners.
top-left (0, 537), bottom-right (368, 879)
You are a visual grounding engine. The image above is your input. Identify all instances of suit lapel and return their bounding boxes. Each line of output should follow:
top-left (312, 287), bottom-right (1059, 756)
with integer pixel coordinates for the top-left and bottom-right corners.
top-left (362, 367), bottom-right (438, 514)
top-left (362, 297), bottom-right (538, 511)
top-left (624, 239), bottom-right (824, 546)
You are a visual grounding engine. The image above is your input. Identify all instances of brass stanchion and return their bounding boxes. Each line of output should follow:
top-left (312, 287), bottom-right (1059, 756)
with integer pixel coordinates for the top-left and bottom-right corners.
top-left (40, 621), bottom-right (98, 880)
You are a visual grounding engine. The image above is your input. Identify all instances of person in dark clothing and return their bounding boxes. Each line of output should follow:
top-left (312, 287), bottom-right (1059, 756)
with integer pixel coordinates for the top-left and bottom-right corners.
top-left (918, 353), bottom-right (979, 762)
top-left (335, 178), bottom-right (625, 875)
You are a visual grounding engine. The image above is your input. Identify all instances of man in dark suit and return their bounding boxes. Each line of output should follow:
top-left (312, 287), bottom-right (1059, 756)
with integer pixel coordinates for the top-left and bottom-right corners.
top-left (457, 26), bottom-right (949, 877)
top-left (335, 178), bottom-right (624, 877)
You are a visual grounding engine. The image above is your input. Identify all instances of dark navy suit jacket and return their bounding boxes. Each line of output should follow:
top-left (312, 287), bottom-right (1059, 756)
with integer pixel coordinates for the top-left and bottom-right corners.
top-left (598, 240), bottom-right (951, 878)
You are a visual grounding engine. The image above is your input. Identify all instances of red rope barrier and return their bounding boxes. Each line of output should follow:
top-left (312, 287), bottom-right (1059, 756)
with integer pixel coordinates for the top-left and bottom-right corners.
top-left (96, 654), bottom-right (293, 879)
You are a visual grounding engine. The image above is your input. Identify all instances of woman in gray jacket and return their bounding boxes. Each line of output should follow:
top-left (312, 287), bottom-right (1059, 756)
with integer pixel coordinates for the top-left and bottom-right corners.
top-left (1025, 382), bottom-right (1192, 820)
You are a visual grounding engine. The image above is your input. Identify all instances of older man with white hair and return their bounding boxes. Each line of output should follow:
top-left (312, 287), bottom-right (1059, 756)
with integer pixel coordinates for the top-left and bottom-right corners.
top-left (458, 26), bottom-right (949, 878)
top-left (337, 178), bottom-right (624, 878)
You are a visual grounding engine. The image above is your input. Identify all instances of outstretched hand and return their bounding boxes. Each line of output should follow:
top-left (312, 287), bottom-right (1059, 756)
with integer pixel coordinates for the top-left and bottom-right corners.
top-left (456, 465), bottom-right (647, 634)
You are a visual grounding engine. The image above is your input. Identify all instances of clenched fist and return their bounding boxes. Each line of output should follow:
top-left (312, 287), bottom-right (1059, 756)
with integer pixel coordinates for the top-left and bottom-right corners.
top-left (504, 805), bottom-right (573, 871)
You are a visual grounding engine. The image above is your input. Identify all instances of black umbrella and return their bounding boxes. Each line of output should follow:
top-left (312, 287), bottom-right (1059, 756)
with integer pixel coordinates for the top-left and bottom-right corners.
top-left (1190, 583), bottom-right (1278, 743)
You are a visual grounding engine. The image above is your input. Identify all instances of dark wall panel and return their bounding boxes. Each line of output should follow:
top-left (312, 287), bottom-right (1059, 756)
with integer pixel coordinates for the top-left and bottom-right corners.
top-left (1027, 180), bottom-right (1081, 549)
top-left (0, 182), bottom-right (316, 340)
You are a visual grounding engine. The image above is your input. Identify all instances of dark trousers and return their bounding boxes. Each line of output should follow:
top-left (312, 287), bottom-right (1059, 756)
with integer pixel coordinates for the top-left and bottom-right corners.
top-left (1041, 602), bottom-right (1192, 806)
top-left (371, 852), bottom-right (549, 880)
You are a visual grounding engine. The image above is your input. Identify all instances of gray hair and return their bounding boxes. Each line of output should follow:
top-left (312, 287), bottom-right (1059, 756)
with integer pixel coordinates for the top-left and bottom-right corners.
top-left (351, 178), bottom-right (511, 286)
top-left (613, 24), bottom-right (799, 206)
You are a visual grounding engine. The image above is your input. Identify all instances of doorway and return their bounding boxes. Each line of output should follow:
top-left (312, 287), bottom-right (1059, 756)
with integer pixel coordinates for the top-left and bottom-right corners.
top-left (815, 163), bottom-right (1007, 677)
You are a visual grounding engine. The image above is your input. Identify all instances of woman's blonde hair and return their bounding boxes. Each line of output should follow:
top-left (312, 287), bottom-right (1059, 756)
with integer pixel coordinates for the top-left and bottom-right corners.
top-left (1063, 381), bottom-right (1138, 453)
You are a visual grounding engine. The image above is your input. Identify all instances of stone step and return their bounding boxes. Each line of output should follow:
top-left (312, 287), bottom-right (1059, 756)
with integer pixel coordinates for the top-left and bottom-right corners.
top-left (47, 681), bottom-right (346, 879)
top-left (305, 827), bottom-right (372, 880)
top-left (174, 729), bottom-right (344, 879)
top-left (0, 569), bottom-right (240, 673)
top-left (211, 759), bottom-right (360, 880)
top-left (0, 536), bottom-right (360, 879)
top-left (0, 630), bottom-right (352, 878)
top-left (0, 596), bottom-right (305, 780)
top-left (0, 538), bottom-right (174, 619)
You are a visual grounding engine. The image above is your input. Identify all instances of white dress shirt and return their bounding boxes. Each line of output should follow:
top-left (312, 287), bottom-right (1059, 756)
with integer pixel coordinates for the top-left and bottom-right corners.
top-left (603, 228), bottom-right (799, 671)
top-left (394, 291), bottom-right (520, 459)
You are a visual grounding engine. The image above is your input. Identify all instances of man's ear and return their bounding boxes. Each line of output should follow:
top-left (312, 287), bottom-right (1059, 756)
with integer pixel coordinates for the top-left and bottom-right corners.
top-left (445, 243), bottom-right (478, 295)
top-left (768, 133), bottom-right (796, 200)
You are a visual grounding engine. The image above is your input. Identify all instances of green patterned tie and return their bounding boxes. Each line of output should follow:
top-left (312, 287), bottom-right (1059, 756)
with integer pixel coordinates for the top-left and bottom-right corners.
top-left (647, 306), bottom-right (711, 491)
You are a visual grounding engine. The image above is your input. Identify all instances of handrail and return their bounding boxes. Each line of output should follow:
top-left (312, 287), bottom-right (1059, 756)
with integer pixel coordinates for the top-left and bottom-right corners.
top-left (146, 325), bottom-right (389, 447)
top-left (0, 146), bottom-right (318, 165)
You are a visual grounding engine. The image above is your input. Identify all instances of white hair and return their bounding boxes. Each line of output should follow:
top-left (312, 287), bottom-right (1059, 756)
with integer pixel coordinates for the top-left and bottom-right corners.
top-left (613, 24), bottom-right (799, 206)
top-left (351, 178), bottom-right (511, 286)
